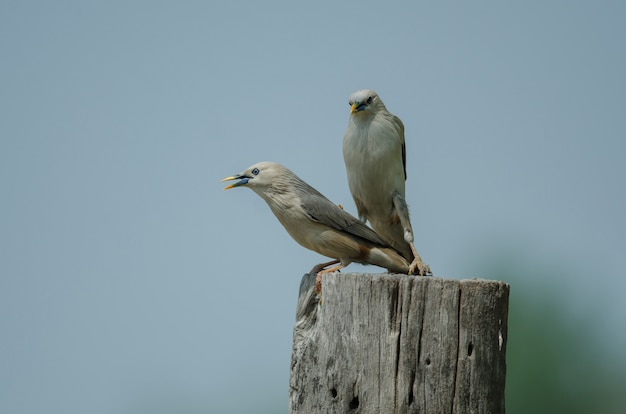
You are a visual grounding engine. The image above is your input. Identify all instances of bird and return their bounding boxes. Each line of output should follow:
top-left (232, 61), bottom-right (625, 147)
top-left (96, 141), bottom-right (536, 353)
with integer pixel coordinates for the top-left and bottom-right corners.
top-left (342, 89), bottom-right (431, 276)
top-left (222, 161), bottom-right (410, 291)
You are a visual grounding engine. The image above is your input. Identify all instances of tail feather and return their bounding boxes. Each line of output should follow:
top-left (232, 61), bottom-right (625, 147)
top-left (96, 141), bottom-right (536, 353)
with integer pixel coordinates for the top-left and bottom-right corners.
top-left (367, 246), bottom-right (410, 274)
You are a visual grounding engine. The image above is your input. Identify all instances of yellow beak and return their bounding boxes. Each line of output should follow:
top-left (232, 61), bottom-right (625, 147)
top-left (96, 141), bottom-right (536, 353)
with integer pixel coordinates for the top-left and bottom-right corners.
top-left (221, 174), bottom-right (248, 190)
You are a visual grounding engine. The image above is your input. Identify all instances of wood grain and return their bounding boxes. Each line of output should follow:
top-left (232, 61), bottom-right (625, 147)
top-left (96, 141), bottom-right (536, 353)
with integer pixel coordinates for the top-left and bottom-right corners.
top-left (290, 272), bottom-right (509, 414)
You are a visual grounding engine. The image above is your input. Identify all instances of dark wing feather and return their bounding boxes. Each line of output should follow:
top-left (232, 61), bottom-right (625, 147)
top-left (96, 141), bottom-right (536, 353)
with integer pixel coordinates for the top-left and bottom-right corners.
top-left (298, 189), bottom-right (390, 248)
top-left (391, 114), bottom-right (407, 181)
top-left (402, 142), bottom-right (406, 181)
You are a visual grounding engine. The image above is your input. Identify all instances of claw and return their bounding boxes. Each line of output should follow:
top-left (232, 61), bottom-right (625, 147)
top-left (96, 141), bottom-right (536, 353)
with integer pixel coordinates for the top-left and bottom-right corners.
top-left (408, 258), bottom-right (432, 276)
top-left (314, 262), bottom-right (348, 294)
top-left (407, 241), bottom-right (431, 276)
top-left (315, 272), bottom-right (323, 294)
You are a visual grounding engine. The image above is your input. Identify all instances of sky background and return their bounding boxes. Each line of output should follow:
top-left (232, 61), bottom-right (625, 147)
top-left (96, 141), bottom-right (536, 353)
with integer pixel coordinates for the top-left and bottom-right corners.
top-left (1, 1), bottom-right (625, 413)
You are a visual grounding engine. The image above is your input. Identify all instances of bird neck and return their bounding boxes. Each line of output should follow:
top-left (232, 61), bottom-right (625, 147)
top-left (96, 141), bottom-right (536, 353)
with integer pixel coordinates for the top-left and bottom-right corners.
top-left (350, 112), bottom-right (376, 126)
top-left (256, 181), bottom-right (295, 212)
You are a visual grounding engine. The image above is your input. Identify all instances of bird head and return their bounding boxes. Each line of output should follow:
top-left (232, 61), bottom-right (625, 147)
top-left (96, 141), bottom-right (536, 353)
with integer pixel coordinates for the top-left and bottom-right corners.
top-left (222, 161), bottom-right (286, 191)
top-left (348, 89), bottom-right (384, 115)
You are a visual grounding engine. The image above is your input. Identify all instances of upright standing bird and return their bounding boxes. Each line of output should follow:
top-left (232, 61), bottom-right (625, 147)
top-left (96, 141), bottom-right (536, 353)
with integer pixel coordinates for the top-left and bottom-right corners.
top-left (222, 162), bottom-right (410, 290)
top-left (342, 89), bottom-right (431, 275)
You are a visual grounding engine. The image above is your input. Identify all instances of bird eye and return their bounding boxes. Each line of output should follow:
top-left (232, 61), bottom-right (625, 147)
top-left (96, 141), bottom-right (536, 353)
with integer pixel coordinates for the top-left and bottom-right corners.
top-left (251, 168), bottom-right (260, 175)
top-left (367, 96), bottom-right (373, 104)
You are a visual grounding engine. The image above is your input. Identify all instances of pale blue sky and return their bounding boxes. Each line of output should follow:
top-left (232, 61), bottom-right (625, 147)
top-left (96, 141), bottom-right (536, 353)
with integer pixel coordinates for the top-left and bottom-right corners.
top-left (1, 1), bottom-right (625, 413)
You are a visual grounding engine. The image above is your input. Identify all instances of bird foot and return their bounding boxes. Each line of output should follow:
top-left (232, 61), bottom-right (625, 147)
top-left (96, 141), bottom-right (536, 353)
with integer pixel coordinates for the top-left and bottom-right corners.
top-left (407, 242), bottom-right (431, 276)
top-left (314, 263), bottom-right (347, 294)
top-left (315, 272), bottom-right (323, 294)
top-left (315, 269), bottom-right (342, 294)
top-left (408, 259), bottom-right (432, 276)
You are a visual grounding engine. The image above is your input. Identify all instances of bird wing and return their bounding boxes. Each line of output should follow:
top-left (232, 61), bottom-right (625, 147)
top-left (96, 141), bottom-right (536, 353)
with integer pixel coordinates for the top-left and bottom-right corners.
top-left (299, 189), bottom-right (390, 247)
top-left (392, 114), bottom-right (407, 181)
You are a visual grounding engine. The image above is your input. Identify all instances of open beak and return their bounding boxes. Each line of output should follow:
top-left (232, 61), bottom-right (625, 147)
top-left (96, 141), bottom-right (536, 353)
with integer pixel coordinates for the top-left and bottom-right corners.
top-left (221, 174), bottom-right (250, 190)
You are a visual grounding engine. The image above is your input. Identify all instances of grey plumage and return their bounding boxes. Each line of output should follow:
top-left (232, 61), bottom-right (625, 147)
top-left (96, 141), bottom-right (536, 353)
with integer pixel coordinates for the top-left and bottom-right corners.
top-left (343, 89), bottom-right (431, 275)
top-left (222, 162), bottom-right (410, 289)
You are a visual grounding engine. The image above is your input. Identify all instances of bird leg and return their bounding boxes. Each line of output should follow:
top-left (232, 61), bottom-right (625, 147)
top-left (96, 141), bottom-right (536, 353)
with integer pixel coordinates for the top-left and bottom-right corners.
top-left (392, 193), bottom-right (431, 276)
top-left (315, 262), bottom-right (348, 294)
top-left (309, 259), bottom-right (340, 274)
top-left (407, 242), bottom-right (431, 276)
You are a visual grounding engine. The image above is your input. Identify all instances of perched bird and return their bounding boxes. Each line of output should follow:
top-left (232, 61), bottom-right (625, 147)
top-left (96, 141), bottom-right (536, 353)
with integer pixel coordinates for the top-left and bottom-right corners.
top-left (222, 162), bottom-right (410, 291)
top-left (342, 89), bottom-right (431, 275)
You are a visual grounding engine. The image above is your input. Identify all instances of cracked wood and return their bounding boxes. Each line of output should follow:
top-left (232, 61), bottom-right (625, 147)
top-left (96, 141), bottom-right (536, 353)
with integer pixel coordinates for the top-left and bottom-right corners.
top-left (289, 273), bottom-right (509, 414)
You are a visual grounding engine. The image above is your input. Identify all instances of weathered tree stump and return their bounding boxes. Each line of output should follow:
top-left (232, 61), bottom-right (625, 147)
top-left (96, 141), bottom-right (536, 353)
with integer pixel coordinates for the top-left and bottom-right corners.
top-left (289, 272), bottom-right (509, 414)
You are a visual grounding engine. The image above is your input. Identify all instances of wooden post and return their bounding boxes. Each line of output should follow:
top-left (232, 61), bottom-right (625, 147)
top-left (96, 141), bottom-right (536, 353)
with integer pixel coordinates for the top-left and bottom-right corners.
top-left (289, 272), bottom-right (509, 414)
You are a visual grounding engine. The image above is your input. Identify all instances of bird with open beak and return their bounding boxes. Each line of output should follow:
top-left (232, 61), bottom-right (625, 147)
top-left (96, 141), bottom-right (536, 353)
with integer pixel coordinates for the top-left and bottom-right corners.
top-left (222, 161), bottom-right (410, 292)
top-left (343, 89), bottom-right (431, 276)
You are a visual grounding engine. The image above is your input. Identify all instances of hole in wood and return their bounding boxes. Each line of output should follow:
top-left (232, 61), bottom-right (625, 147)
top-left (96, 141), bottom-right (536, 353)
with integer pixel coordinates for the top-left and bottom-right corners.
top-left (468, 342), bottom-right (474, 356)
top-left (425, 357), bottom-right (431, 366)
top-left (331, 387), bottom-right (337, 398)
top-left (349, 396), bottom-right (359, 409)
